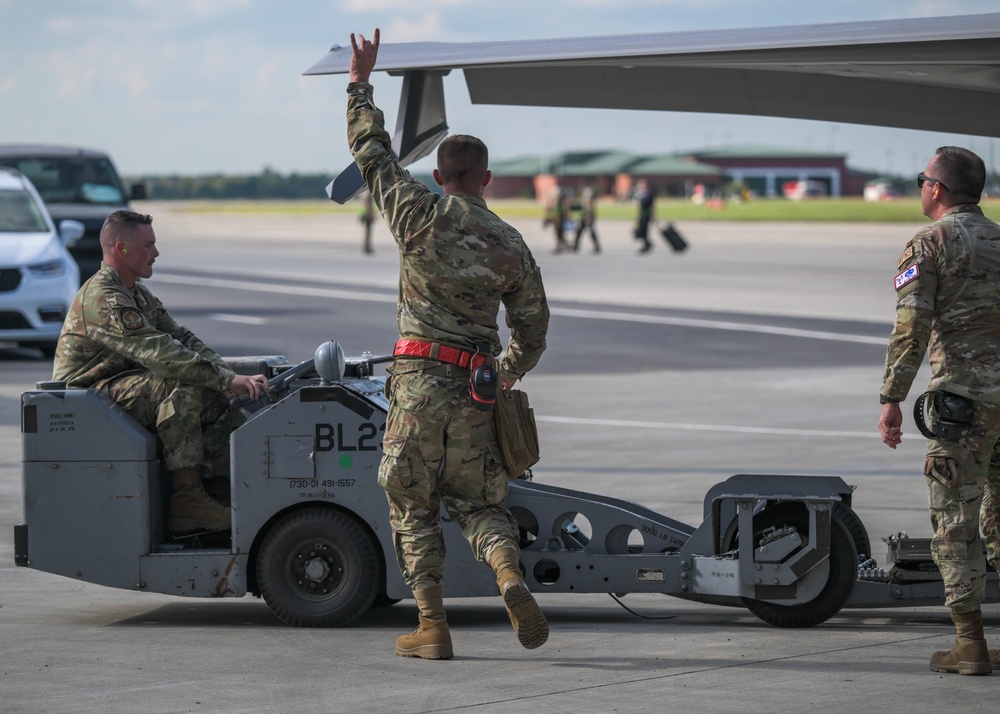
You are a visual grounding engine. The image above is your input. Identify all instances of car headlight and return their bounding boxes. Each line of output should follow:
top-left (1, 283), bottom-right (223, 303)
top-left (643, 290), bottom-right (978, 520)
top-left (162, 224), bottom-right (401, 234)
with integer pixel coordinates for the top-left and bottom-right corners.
top-left (28, 260), bottom-right (66, 277)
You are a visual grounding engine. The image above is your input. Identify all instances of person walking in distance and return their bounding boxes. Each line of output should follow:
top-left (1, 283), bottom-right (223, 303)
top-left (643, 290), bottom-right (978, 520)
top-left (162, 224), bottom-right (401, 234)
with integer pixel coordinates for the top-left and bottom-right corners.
top-left (634, 179), bottom-right (654, 254)
top-left (572, 183), bottom-right (601, 254)
top-left (360, 190), bottom-right (375, 254)
top-left (549, 181), bottom-right (570, 253)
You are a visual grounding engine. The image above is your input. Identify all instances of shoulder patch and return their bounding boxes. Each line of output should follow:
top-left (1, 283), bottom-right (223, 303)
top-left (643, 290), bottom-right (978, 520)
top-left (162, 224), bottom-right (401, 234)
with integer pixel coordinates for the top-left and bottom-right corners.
top-left (896, 245), bottom-right (914, 269)
top-left (118, 307), bottom-right (145, 330)
top-left (894, 264), bottom-right (919, 291)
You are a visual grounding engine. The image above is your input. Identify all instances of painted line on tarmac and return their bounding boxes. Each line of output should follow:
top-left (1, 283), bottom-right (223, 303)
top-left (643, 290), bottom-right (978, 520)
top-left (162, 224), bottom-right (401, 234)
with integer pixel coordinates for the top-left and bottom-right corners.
top-left (207, 312), bottom-right (268, 325)
top-left (537, 414), bottom-right (879, 439)
top-left (154, 273), bottom-right (398, 303)
top-left (549, 306), bottom-right (887, 345)
top-left (155, 272), bottom-right (885, 345)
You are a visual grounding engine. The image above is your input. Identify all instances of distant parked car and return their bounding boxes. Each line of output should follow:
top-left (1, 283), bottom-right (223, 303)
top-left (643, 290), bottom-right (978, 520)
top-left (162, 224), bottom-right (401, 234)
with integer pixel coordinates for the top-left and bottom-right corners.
top-left (0, 167), bottom-right (84, 357)
top-left (782, 180), bottom-right (828, 201)
top-left (0, 144), bottom-right (145, 281)
top-left (863, 179), bottom-right (904, 202)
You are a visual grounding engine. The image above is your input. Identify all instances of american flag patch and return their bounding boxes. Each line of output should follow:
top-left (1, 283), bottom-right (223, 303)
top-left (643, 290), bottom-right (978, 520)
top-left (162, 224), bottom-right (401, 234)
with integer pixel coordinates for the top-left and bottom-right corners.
top-left (894, 264), bottom-right (919, 290)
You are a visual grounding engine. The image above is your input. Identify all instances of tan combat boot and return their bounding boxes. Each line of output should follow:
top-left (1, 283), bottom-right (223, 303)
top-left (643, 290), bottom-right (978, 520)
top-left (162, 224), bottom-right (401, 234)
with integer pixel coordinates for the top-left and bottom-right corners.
top-left (168, 467), bottom-right (232, 534)
top-left (929, 610), bottom-right (992, 675)
top-left (202, 476), bottom-right (231, 506)
top-left (489, 547), bottom-right (548, 649)
top-left (395, 586), bottom-right (453, 660)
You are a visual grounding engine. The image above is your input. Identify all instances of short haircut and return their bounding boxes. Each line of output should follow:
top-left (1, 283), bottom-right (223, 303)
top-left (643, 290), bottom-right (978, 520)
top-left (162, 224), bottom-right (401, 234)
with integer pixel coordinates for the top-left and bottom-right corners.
top-left (436, 134), bottom-right (488, 186)
top-left (100, 210), bottom-right (153, 252)
top-left (934, 146), bottom-right (985, 204)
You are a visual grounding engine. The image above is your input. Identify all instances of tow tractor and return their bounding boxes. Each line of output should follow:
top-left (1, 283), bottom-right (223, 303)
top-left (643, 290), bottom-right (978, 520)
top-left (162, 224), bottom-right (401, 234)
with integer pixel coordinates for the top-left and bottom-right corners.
top-left (15, 342), bottom-right (999, 627)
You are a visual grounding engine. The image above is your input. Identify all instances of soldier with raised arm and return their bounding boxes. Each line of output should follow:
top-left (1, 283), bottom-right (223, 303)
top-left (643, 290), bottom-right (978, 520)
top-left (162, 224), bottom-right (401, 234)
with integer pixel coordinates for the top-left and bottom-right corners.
top-left (346, 29), bottom-right (550, 659)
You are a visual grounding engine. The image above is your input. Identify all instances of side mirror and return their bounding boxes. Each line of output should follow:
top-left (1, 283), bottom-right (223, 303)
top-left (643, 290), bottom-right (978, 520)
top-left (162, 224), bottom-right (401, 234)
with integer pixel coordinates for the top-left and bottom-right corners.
top-left (130, 183), bottom-right (147, 201)
top-left (58, 219), bottom-right (86, 248)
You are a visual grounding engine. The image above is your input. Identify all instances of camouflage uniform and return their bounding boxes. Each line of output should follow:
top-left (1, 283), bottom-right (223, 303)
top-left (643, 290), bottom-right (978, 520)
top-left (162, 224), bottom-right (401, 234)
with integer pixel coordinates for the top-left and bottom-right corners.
top-left (880, 204), bottom-right (1000, 613)
top-left (347, 84), bottom-right (549, 591)
top-left (53, 263), bottom-right (241, 476)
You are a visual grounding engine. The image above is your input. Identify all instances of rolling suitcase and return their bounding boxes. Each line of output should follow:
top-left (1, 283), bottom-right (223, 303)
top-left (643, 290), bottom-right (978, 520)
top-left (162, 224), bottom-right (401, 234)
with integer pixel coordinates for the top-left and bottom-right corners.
top-left (659, 222), bottom-right (688, 253)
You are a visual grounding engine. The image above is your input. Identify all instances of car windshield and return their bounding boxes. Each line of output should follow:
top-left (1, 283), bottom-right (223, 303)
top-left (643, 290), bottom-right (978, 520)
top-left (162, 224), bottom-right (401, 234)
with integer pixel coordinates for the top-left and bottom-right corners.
top-left (1, 156), bottom-right (125, 205)
top-left (0, 189), bottom-right (49, 233)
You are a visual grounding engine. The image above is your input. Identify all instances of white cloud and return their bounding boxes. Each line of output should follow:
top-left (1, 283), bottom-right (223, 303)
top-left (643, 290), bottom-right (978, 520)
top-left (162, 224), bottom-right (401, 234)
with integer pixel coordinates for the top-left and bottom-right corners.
top-left (123, 66), bottom-right (152, 98)
top-left (3, 0), bottom-right (995, 175)
top-left (134, 0), bottom-right (252, 18)
top-left (341, 0), bottom-right (466, 11)
top-left (381, 12), bottom-right (454, 42)
top-left (49, 49), bottom-right (98, 99)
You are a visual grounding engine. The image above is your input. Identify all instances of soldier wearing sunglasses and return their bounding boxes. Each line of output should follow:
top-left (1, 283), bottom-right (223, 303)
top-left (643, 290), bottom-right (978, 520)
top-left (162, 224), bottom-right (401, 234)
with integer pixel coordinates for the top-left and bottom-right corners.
top-left (878, 146), bottom-right (1000, 675)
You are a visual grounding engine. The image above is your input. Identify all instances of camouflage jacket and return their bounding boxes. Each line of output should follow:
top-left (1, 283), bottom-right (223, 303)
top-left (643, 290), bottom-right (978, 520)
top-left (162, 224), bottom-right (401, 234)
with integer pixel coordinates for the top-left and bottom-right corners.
top-left (881, 204), bottom-right (1000, 404)
top-left (346, 84), bottom-right (549, 377)
top-left (53, 263), bottom-right (235, 391)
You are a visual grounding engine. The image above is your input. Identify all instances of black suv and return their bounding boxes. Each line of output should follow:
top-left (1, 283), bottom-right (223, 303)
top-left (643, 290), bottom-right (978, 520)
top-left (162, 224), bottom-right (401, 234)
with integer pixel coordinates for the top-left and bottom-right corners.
top-left (0, 144), bottom-right (146, 281)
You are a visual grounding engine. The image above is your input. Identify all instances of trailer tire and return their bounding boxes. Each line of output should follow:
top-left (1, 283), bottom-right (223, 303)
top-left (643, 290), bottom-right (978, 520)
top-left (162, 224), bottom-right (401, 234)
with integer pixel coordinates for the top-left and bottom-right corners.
top-left (739, 502), bottom-right (858, 628)
top-left (257, 508), bottom-right (378, 627)
top-left (832, 503), bottom-right (870, 561)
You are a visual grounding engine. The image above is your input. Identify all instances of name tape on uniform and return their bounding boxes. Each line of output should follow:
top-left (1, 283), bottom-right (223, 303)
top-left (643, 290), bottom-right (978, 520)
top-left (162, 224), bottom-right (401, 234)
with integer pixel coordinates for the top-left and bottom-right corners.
top-left (897, 245), bottom-right (914, 269)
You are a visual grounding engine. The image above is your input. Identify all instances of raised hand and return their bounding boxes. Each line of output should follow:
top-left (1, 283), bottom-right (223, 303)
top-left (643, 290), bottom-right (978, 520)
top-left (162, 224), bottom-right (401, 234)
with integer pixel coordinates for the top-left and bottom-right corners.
top-left (349, 28), bottom-right (380, 83)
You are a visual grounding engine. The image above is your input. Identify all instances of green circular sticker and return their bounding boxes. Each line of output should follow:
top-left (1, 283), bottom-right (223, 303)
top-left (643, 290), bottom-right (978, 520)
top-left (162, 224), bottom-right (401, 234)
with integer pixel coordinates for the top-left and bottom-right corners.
top-left (339, 454), bottom-right (353, 469)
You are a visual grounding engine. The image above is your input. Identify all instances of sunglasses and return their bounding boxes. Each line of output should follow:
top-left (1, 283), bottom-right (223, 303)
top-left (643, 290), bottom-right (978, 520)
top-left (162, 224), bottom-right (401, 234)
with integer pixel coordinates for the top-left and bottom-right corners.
top-left (917, 173), bottom-right (949, 191)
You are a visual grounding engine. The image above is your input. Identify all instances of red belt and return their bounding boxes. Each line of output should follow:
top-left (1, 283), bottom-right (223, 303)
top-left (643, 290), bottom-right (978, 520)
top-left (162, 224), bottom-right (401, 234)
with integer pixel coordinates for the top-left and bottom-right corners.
top-left (393, 339), bottom-right (489, 371)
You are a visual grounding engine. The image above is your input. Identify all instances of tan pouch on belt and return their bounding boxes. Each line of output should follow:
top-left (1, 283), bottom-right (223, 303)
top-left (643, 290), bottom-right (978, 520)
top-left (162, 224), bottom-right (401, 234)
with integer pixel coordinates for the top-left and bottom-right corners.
top-left (495, 389), bottom-right (540, 478)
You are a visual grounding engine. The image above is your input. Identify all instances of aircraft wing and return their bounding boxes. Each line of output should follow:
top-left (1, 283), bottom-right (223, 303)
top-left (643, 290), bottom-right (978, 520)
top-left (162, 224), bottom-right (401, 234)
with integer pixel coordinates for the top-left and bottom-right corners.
top-left (306, 13), bottom-right (1000, 137)
top-left (326, 70), bottom-right (448, 203)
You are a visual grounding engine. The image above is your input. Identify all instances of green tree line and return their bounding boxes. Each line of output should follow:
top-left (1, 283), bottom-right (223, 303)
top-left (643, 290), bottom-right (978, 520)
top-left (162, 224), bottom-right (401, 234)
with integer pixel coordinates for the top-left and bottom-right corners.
top-left (130, 168), bottom-right (336, 200)
top-left (130, 167), bottom-right (999, 202)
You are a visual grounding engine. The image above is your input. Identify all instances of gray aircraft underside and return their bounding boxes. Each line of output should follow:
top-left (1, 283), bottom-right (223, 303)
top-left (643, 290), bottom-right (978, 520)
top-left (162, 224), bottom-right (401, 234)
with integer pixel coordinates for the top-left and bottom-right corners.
top-left (305, 13), bottom-right (1000, 202)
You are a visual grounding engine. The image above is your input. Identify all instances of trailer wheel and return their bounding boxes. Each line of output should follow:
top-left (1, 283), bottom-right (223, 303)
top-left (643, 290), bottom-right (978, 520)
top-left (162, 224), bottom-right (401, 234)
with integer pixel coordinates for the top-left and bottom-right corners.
top-left (738, 502), bottom-right (858, 628)
top-left (832, 503), bottom-right (871, 560)
top-left (257, 508), bottom-right (378, 627)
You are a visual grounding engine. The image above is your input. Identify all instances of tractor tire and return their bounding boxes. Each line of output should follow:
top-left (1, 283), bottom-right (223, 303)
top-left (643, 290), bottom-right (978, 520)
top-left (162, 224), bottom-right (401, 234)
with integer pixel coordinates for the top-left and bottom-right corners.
top-left (257, 508), bottom-right (378, 627)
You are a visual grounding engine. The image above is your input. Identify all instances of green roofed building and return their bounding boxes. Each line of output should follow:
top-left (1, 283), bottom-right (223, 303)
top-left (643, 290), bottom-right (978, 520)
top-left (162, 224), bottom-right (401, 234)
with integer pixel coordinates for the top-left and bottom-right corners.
top-left (486, 145), bottom-right (858, 201)
top-left (625, 155), bottom-right (724, 199)
top-left (686, 145), bottom-right (850, 197)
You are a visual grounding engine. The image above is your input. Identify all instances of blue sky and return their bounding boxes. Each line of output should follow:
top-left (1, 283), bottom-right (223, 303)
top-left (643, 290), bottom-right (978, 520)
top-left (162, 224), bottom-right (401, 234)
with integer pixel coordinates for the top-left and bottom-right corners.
top-left (1, 0), bottom-right (996, 180)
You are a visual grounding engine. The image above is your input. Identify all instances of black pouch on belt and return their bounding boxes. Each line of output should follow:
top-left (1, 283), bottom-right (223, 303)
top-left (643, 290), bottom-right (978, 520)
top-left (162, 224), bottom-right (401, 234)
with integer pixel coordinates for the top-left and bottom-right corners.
top-left (913, 389), bottom-right (974, 440)
top-left (470, 365), bottom-right (498, 411)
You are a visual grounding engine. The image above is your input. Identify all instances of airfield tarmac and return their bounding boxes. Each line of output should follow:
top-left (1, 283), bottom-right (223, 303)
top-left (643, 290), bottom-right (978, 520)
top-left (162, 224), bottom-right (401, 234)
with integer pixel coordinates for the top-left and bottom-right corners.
top-left (2, 203), bottom-right (998, 713)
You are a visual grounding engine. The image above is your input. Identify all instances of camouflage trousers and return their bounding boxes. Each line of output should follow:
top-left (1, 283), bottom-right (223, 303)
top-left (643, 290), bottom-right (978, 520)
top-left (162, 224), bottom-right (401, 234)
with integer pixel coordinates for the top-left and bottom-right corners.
top-left (378, 360), bottom-right (518, 591)
top-left (100, 371), bottom-right (243, 476)
top-left (925, 399), bottom-right (1000, 614)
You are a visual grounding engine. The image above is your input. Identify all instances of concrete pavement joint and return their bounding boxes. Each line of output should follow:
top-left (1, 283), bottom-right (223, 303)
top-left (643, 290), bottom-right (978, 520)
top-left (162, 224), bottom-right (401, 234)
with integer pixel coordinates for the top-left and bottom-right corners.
top-left (410, 629), bottom-right (988, 713)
